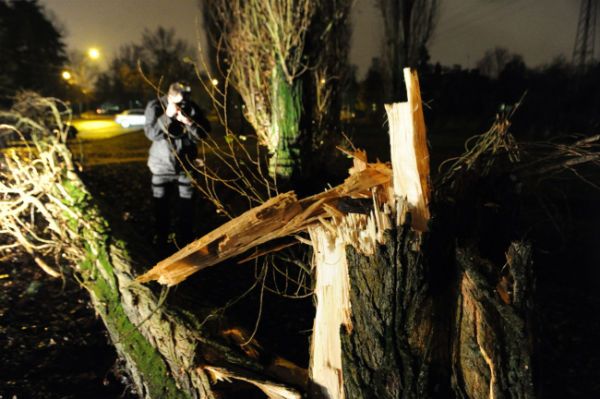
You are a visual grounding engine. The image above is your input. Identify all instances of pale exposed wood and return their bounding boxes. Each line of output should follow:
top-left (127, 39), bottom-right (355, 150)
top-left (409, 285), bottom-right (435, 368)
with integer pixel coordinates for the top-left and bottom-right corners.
top-left (137, 162), bottom-right (392, 286)
top-left (307, 68), bottom-right (431, 399)
top-left (307, 225), bottom-right (352, 399)
top-left (385, 68), bottom-right (431, 231)
top-left (203, 366), bottom-right (303, 399)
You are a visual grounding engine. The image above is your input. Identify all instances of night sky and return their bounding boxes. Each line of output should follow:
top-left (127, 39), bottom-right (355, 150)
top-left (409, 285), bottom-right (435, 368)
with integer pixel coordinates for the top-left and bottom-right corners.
top-left (41, 0), bottom-right (581, 78)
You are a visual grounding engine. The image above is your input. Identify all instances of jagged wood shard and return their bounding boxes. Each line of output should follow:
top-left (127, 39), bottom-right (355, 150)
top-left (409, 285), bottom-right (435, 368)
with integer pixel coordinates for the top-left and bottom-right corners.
top-left (385, 68), bottom-right (431, 231)
top-left (137, 162), bottom-right (392, 286)
top-left (308, 225), bottom-right (352, 399)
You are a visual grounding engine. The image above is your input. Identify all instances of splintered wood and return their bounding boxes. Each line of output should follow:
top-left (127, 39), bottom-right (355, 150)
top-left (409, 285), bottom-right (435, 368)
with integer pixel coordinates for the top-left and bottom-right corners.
top-left (204, 366), bottom-right (302, 399)
top-left (385, 68), bottom-right (431, 231)
top-left (137, 162), bottom-right (392, 286)
top-left (135, 68), bottom-right (432, 399)
top-left (308, 226), bottom-right (352, 399)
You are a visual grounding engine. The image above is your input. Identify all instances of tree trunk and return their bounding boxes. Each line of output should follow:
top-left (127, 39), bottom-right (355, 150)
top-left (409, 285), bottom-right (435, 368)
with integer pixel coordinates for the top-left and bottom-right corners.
top-left (335, 69), bottom-right (536, 399)
top-left (341, 227), bottom-right (440, 398)
top-left (452, 242), bottom-right (536, 399)
top-left (268, 65), bottom-right (301, 180)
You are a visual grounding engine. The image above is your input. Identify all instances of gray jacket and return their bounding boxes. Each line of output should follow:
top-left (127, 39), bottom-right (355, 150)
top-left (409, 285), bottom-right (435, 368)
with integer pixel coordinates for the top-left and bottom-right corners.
top-left (144, 96), bottom-right (210, 175)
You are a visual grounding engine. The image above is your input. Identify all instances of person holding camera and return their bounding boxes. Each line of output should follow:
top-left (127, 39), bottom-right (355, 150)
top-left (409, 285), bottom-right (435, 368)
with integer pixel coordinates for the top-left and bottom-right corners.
top-left (144, 82), bottom-right (211, 252)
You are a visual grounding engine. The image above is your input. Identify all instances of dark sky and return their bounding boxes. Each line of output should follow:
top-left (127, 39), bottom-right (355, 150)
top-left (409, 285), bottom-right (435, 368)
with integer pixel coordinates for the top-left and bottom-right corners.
top-left (42, 0), bottom-right (581, 78)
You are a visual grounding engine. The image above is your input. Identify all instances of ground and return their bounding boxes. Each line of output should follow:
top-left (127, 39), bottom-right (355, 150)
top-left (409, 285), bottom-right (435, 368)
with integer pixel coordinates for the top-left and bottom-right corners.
top-left (0, 257), bottom-right (132, 398)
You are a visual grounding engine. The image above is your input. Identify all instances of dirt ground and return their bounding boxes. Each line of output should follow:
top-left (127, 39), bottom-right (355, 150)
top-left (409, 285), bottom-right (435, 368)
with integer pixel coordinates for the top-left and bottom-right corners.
top-left (0, 256), bottom-right (134, 398)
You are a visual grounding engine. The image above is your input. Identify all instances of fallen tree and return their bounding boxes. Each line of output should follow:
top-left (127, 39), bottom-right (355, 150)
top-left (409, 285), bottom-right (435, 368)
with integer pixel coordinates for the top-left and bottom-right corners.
top-left (0, 94), bottom-right (307, 399)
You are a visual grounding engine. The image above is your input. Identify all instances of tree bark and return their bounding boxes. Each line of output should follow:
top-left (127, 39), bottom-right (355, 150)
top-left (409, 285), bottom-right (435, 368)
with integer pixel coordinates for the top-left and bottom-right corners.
top-left (452, 242), bottom-right (536, 399)
top-left (268, 65), bottom-right (302, 180)
top-left (340, 231), bottom-right (536, 399)
top-left (341, 227), bottom-right (443, 399)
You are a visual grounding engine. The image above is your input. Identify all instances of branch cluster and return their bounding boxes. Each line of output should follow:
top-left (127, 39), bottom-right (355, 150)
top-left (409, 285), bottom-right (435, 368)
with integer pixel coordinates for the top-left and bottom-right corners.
top-left (205, 0), bottom-right (314, 150)
top-left (0, 94), bottom-right (91, 276)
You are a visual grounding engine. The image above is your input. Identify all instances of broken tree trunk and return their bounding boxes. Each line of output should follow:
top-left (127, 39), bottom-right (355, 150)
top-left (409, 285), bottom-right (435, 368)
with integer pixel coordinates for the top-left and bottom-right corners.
top-left (0, 100), bottom-right (308, 399)
top-left (336, 68), bottom-right (440, 398)
top-left (328, 68), bottom-right (537, 398)
top-left (134, 68), bottom-right (538, 398)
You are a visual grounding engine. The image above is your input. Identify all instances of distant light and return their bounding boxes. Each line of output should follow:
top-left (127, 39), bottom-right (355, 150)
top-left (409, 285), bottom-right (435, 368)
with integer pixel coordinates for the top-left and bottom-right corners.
top-left (211, 78), bottom-right (219, 86)
top-left (62, 71), bottom-right (72, 80)
top-left (320, 78), bottom-right (326, 85)
top-left (88, 48), bottom-right (100, 60)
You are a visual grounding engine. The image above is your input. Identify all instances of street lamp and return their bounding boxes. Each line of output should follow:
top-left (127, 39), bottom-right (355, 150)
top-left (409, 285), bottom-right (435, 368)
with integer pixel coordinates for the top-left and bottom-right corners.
top-left (62, 70), bottom-right (72, 81)
top-left (211, 78), bottom-right (219, 86)
top-left (88, 47), bottom-right (100, 60)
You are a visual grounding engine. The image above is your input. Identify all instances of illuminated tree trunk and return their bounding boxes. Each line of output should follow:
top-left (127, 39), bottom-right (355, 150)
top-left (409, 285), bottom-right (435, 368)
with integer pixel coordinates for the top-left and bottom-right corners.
top-left (268, 66), bottom-right (302, 180)
top-left (202, 0), bottom-right (313, 182)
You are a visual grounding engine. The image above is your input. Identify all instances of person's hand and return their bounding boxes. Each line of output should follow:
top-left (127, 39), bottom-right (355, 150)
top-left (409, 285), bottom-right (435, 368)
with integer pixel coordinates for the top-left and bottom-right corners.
top-left (176, 112), bottom-right (192, 126)
top-left (165, 101), bottom-right (179, 118)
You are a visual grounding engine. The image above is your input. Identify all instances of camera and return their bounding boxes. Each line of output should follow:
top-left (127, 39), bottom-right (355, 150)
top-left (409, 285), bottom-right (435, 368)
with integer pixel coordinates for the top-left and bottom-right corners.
top-left (177, 100), bottom-right (193, 117)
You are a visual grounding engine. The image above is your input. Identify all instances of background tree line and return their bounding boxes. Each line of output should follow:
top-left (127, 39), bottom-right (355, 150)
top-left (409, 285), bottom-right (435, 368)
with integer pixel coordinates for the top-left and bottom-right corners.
top-left (0, 0), bottom-right (67, 107)
top-left (358, 50), bottom-right (600, 140)
top-left (93, 26), bottom-right (207, 109)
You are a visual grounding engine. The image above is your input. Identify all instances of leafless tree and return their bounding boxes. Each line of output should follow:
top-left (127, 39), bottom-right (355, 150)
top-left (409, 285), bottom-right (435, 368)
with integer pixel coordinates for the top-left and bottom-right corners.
top-left (376, 0), bottom-right (439, 101)
top-left (476, 46), bottom-right (524, 79)
top-left (305, 0), bottom-right (354, 149)
top-left (202, 0), bottom-right (315, 179)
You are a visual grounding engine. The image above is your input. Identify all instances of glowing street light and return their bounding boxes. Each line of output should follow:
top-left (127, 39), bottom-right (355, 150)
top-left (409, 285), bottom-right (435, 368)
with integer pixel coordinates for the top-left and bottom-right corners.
top-left (62, 70), bottom-right (72, 80)
top-left (88, 47), bottom-right (100, 60)
top-left (211, 78), bottom-right (219, 86)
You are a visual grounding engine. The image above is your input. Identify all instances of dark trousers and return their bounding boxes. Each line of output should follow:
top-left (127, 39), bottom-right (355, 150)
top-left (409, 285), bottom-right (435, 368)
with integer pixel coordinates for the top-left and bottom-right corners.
top-left (151, 173), bottom-right (195, 249)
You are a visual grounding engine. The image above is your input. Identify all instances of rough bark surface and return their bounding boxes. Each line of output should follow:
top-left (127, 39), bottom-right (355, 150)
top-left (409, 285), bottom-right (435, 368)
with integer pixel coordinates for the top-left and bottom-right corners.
top-left (341, 227), bottom-right (437, 398)
top-left (453, 242), bottom-right (535, 399)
